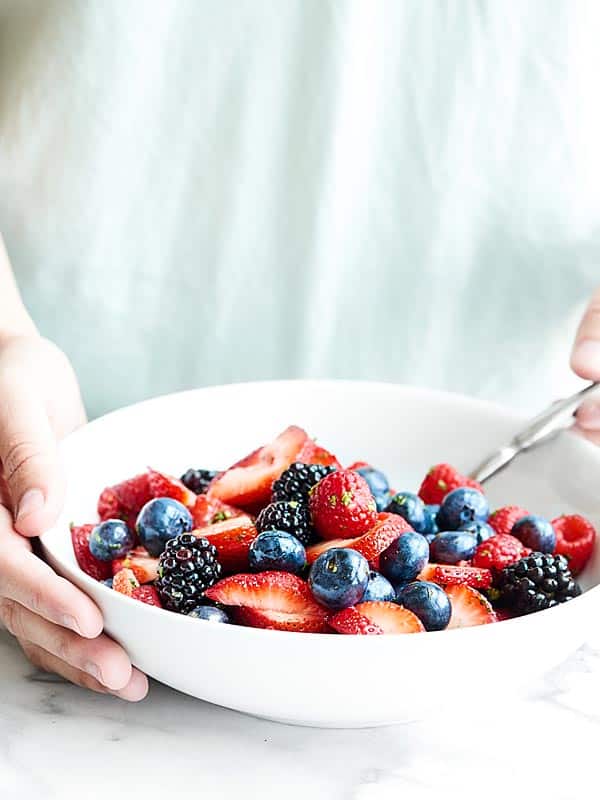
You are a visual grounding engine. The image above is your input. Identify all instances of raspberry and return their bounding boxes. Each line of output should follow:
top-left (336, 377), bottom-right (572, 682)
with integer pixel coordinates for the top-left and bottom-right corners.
top-left (418, 463), bottom-right (482, 505)
top-left (309, 469), bottom-right (377, 540)
top-left (552, 514), bottom-right (596, 576)
top-left (472, 533), bottom-right (529, 572)
top-left (487, 505), bottom-right (529, 536)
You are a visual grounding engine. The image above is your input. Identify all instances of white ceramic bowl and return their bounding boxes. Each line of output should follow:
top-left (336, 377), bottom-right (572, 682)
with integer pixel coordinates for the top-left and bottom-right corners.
top-left (39, 381), bottom-right (600, 727)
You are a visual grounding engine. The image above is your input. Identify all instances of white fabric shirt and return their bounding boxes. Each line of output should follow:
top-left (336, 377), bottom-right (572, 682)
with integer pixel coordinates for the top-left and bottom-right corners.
top-left (1, 0), bottom-right (599, 418)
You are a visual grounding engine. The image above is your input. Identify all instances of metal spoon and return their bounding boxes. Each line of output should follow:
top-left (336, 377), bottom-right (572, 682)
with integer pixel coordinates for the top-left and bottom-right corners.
top-left (469, 382), bottom-right (600, 484)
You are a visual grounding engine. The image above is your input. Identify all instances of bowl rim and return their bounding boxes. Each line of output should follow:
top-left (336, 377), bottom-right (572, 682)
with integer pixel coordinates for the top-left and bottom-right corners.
top-left (41, 379), bottom-right (600, 644)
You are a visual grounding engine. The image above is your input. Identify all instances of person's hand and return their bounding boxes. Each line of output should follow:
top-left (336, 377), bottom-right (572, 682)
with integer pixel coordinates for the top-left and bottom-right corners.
top-left (0, 334), bottom-right (147, 699)
top-left (571, 287), bottom-right (600, 444)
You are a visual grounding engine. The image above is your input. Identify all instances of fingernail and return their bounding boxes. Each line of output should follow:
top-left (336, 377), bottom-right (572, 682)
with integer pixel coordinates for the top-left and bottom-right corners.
top-left (16, 488), bottom-right (45, 521)
top-left (572, 339), bottom-right (600, 371)
top-left (84, 661), bottom-right (102, 682)
top-left (576, 401), bottom-right (600, 431)
top-left (114, 669), bottom-right (148, 702)
top-left (61, 614), bottom-right (82, 635)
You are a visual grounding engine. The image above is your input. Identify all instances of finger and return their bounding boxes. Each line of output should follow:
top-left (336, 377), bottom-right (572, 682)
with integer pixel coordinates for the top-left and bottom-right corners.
top-left (20, 640), bottom-right (148, 701)
top-left (1, 599), bottom-right (132, 690)
top-left (0, 369), bottom-right (65, 536)
top-left (0, 504), bottom-right (103, 638)
top-left (571, 286), bottom-right (600, 380)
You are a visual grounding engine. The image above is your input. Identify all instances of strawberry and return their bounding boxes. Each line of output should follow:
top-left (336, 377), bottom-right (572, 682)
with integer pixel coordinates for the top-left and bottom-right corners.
top-left (147, 469), bottom-right (197, 509)
top-left (418, 563), bottom-right (492, 590)
top-left (204, 571), bottom-right (329, 633)
top-left (112, 567), bottom-right (140, 597)
top-left (309, 469), bottom-right (378, 540)
top-left (488, 505), bottom-right (530, 536)
top-left (418, 463), bottom-right (483, 505)
top-left (97, 472), bottom-right (152, 528)
top-left (192, 493), bottom-right (246, 528)
top-left (111, 546), bottom-right (159, 583)
top-left (297, 439), bottom-right (342, 468)
top-left (445, 584), bottom-right (496, 629)
top-left (305, 513), bottom-right (412, 565)
top-left (208, 426), bottom-right (310, 509)
top-left (552, 514), bottom-right (597, 575)
top-left (197, 516), bottom-right (258, 574)
top-left (329, 601), bottom-right (425, 635)
top-left (70, 523), bottom-right (112, 581)
top-left (472, 533), bottom-right (529, 572)
top-left (347, 461), bottom-right (371, 470)
top-left (132, 585), bottom-right (162, 608)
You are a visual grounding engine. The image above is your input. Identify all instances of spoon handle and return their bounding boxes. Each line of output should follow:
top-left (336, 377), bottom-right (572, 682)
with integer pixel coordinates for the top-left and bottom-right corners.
top-left (469, 382), bottom-right (600, 484)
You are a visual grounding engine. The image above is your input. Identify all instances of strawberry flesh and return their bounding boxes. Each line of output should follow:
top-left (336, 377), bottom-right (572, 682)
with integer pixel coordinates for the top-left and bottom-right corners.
top-left (330, 601), bottom-right (424, 635)
top-left (196, 516), bottom-right (258, 574)
top-left (445, 584), bottom-right (496, 629)
top-left (112, 546), bottom-right (159, 583)
top-left (70, 523), bottom-right (112, 581)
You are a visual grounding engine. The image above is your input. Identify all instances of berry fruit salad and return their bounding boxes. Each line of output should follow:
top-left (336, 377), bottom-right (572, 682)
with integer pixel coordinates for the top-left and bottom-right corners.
top-left (70, 425), bottom-right (596, 635)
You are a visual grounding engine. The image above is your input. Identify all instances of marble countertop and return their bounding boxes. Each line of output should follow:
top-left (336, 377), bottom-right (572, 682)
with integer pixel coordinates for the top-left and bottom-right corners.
top-left (1, 628), bottom-right (599, 800)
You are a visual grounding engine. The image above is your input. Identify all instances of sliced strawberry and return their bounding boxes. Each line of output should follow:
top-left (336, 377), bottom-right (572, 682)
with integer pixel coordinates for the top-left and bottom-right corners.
top-left (70, 523), bottom-right (112, 581)
top-left (111, 546), bottom-right (159, 583)
top-left (305, 513), bottom-right (412, 565)
top-left (418, 563), bottom-right (492, 590)
top-left (112, 567), bottom-right (140, 597)
top-left (330, 601), bottom-right (424, 635)
top-left (132, 585), bottom-right (162, 607)
top-left (445, 585), bottom-right (496, 629)
top-left (197, 516), bottom-right (258, 574)
top-left (296, 439), bottom-right (342, 468)
top-left (147, 469), bottom-right (196, 509)
top-left (207, 426), bottom-right (310, 509)
top-left (205, 571), bottom-right (329, 632)
top-left (192, 493), bottom-right (247, 528)
top-left (347, 461), bottom-right (371, 470)
top-left (97, 473), bottom-right (152, 527)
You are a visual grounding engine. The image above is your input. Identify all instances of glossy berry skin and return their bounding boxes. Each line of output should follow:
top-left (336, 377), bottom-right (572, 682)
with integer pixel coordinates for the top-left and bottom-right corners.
top-left (379, 532), bottom-right (429, 584)
top-left (102, 578), bottom-right (114, 589)
top-left (458, 520), bottom-right (494, 545)
top-left (362, 570), bottom-right (396, 602)
top-left (248, 530), bottom-right (307, 575)
top-left (180, 468), bottom-right (218, 494)
top-left (136, 497), bottom-right (194, 557)
top-left (511, 515), bottom-right (556, 553)
top-left (385, 492), bottom-right (427, 534)
top-left (430, 531), bottom-right (478, 564)
top-left (423, 505), bottom-right (440, 538)
top-left (356, 467), bottom-right (390, 511)
top-left (396, 580), bottom-right (451, 631)
top-left (308, 548), bottom-right (370, 610)
top-left (188, 605), bottom-right (230, 623)
top-left (437, 487), bottom-right (489, 531)
top-left (89, 520), bottom-right (135, 561)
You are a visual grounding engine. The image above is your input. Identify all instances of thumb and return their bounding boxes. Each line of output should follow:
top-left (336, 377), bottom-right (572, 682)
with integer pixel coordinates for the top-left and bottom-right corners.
top-left (571, 286), bottom-right (600, 381)
top-left (0, 372), bottom-right (65, 537)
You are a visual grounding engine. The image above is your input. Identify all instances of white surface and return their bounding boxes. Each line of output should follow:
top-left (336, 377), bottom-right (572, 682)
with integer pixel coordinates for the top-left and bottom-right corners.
top-left (1, 628), bottom-right (600, 799)
top-left (1, 1), bottom-right (599, 417)
top-left (38, 381), bottom-right (600, 727)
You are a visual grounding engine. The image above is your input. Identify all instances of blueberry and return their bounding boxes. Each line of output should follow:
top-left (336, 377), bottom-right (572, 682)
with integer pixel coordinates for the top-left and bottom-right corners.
top-left (379, 532), bottom-right (429, 584)
top-left (102, 578), bottom-right (114, 589)
top-left (429, 531), bottom-right (478, 564)
top-left (423, 504), bottom-right (440, 537)
top-left (356, 467), bottom-right (390, 511)
top-left (385, 492), bottom-right (427, 533)
top-left (511, 515), bottom-right (556, 553)
top-left (396, 581), bottom-right (451, 631)
top-left (89, 519), bottom-right (135, 561)
top-left (308, 548), bottom-right (370, 610)
top-left (362, 570), bottom-right (396, 602)
top-left (248, 530), bottom-right (307, 575)
top-left (437, 488), bottom-right (489, 530)
top-left (136, 497), bottom-right (194, 557)
top-left (458, 520), bottom-right (494, 545)
top-left (188, 606), bottom-right (230, 623)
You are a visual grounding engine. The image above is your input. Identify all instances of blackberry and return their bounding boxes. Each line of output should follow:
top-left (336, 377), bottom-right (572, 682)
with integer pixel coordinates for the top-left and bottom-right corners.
top-left (156, 533), bottom-right (222, 613)
top-left (256, 500), bottom-right (314, 546)
top-left (495, 552), bottom-right (581, 615)
top-left (180, 468), bottom-right (219, 494)
top-left (272, 462), bottom-right (336, 504)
